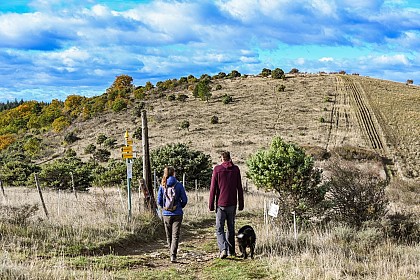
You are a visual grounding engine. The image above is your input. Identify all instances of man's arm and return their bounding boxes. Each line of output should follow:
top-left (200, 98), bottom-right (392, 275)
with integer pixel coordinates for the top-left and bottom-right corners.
top-left (209, 170), bottom-right (217, 211)
top-left (237, 169), bottom-right (244, 211)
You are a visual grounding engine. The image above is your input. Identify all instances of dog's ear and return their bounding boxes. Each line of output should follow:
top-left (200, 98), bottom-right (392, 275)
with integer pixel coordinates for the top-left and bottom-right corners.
top-left (237, 233), bottom-right (244, 239)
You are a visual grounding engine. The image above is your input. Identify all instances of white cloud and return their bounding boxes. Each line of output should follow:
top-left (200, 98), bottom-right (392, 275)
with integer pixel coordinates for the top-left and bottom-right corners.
top-left (296, 58), bottom-right (305, 65)
top-left (371, 54), bottom-right (410, 65)
top-left (319, 57), bottom-right (334, 62)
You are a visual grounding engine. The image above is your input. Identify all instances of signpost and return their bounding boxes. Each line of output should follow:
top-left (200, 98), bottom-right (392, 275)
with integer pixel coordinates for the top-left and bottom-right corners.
top-left (123, 130), bottom-right (135, 223)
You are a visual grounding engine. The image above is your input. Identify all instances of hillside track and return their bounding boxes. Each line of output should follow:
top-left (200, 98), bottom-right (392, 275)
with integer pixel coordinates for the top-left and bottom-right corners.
top-left (325, 76), bottom-right (358, 150)
top-left (339, 76), bottom-right (387, 156)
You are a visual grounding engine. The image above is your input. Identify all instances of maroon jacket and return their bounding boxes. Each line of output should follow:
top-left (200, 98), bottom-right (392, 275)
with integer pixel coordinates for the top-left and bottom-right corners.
top-left (209, 160), bottom-right (244, 211)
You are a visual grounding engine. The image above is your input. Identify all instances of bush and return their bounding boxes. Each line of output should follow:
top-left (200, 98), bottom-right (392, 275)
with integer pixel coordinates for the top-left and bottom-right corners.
top-left (93, 148), bottom-right (111, 162)
top-left (84, 144), bottom-right (96, 154)
top-left (261, 68), bottom-right (271, 77)
top-left (193, 80), bottom-right (211, 101)
top-left (134, 102), bottom-right (145, 117)
top-left (133, 126), bottom-right (142, 140)
top-left (272, 68), bottom-right (285, 79)
top-left (167, 94), bottom-right (176, 101)
top-left (215, 84), bottom-right (222, 90)
top-left (0, 160), bottom-right (40, 187)
top-left (103, 138), bottom-right (117, 149)
top-left (38, 157), bottom-right (93, 191)
top-left (150, 143), bottom-right (212, 190)
top-left (180, 120), bottom-right (190, 131)
top-left (381, 212), bottom-right (420, 244)
top-left (210, 116), bottom-right (219, 124)
top-left (0, 204), bottom-right (39, 225)
top-left (97, 134), bottom-right (107, 146)
top-left (221, 94), bottom-right (233, 104)
top-left (278, 85), bottom-right (286, 92)
top-left (246, 136), bottom-right (324, 220)
top-left (64, 132), bottom-right (80, 144)
top-left (325, 161), bottom-right (388, 228)
top-left (177, 94), bottom-right (188, 102)
top-left (94, 159), bottom-right (126, 188)
top-left (111, 98), bottom-right (128, 112)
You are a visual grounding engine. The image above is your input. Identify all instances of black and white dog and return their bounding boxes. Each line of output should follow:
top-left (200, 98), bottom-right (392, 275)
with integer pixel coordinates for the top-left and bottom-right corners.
top-left (236, 225), bottom-right (256, 259)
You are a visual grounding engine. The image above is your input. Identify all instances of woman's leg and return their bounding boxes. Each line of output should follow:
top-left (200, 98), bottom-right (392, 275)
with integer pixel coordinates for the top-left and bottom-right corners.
top-left (171, 215), bottom-right (183, 258)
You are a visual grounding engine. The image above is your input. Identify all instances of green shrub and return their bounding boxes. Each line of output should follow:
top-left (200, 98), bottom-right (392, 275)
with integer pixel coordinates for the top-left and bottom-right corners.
top-left (320, 117), bottom-right (325, 123)
top-left (0, 160), bottom-right (40, 187)
top-left (38, 157), bottom-right (93, 191)
top-left (103, 138), bottom-right (117, 149)
top-left (167, 94), bottom-right (176, 101)
top-left (221, 94), bottom-right (233, 104)
top-left (97, 134), bottom-right (107, 146)
top-left (215, 84), bottom-right (222, 90)
top-left (93, 148), bottom-right (111, 162)
top-left (133, 126), bottom-right (142, 140)
top-left (272, 68), bottom-right (285, 79)
top-left (177, 94), bottom-right (188, 102)
top-left (150, 143), bottom-right (212, 190)
top-left (278, 85), bottom-right (286, 92)
top-left (64, 132), bottom-right (80, 144)
top-left (246, 136), bottom-right (324, 220)
top-left (133, 102), bottom-right (145, 117)
top-left (180, 120), bottom-right (190, 131)
top-left (210, 116), bottom-right (219, 124)
top-left (111, 98), bottom-right (128, 112)
top-left (84, 144), bottom-right (96, 154)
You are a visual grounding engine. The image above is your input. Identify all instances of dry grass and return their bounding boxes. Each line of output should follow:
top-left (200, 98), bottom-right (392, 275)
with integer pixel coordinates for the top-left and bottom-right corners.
top-left (1, 185), bottom-right (419, 279)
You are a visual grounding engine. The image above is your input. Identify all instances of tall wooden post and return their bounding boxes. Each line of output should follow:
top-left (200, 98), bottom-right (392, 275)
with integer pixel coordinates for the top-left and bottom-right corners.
top-left (0, 179), bottom-right (6, 200)
top-left (141, 110), bottom-right (156, 211)
top-left (34, 173), bottom-right (49, 218)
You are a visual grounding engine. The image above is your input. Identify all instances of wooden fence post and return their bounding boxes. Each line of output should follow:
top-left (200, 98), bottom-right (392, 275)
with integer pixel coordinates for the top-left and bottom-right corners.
top-left (34, 173), bottom-right (49, 218)
top-left (0, 179), bottom-right (6, 200)
top-left (70, 172), bottom-right (78, 199)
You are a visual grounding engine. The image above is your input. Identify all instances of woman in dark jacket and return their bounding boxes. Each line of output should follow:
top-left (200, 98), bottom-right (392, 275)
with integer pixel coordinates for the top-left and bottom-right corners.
top-left (157, 166), bottom-right (188, 263)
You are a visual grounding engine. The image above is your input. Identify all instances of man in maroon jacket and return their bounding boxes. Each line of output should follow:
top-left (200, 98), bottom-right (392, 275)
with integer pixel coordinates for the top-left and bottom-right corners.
top-left (209, 151), bottom-right (244, 259)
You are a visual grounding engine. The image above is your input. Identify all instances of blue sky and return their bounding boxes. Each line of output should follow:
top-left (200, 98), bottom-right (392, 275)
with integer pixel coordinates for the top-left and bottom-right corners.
top-left (0, 0), bottom-right (419, 102)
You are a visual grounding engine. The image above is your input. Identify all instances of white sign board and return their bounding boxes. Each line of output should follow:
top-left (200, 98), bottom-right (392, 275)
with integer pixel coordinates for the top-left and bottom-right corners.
top-left (268, 203), bottom-right (279, 218)
top-left (127, 162), bottom-right (133, 179)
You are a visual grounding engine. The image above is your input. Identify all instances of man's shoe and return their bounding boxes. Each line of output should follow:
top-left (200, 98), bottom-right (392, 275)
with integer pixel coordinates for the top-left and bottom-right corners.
top-left (170, 255), bottom-right (177, 263)
top-left (228, 252), bottom-right (236, 257)
top-left (219, 249), bottom-right (227, 259)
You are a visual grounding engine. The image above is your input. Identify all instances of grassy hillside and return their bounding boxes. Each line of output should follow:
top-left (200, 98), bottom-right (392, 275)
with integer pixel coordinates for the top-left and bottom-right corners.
top-left (46, 73), bottom-right (419, 183)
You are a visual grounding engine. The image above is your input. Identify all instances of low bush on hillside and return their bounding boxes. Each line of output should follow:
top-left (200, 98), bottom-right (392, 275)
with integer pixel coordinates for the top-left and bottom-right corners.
top-left (381, 212), bottom-right (420, 244)
top-left (221, 94), bottom-right (233, 104)
top-left (325, 161), bottom-right (388, 228)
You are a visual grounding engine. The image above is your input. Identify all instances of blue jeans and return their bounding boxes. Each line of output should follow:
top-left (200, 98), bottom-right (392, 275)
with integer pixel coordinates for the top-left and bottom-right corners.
top-left (215, 205), bottom-right (236, 255)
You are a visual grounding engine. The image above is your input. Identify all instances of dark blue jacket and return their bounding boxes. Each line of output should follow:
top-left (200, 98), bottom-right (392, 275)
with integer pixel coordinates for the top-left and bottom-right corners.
top-left (157, 176), bottom-right (188, 216)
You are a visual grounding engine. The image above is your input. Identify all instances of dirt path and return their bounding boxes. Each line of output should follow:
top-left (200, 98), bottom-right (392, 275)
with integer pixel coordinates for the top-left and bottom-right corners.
top-left (114, 218), bottom-right (220, 275)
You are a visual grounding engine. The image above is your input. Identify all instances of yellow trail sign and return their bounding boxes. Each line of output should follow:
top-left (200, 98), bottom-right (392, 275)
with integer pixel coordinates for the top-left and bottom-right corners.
top-left (122, 153), bottom-right (133, 159)
top-left (121, 146), bottom-right (133, 152)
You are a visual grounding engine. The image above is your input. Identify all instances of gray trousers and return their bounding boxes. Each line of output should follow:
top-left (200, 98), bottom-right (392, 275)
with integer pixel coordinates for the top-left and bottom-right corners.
top-left (163, 215), bottom-right (183, 257)
top-left (216, 205), bottom-right (236, 255)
